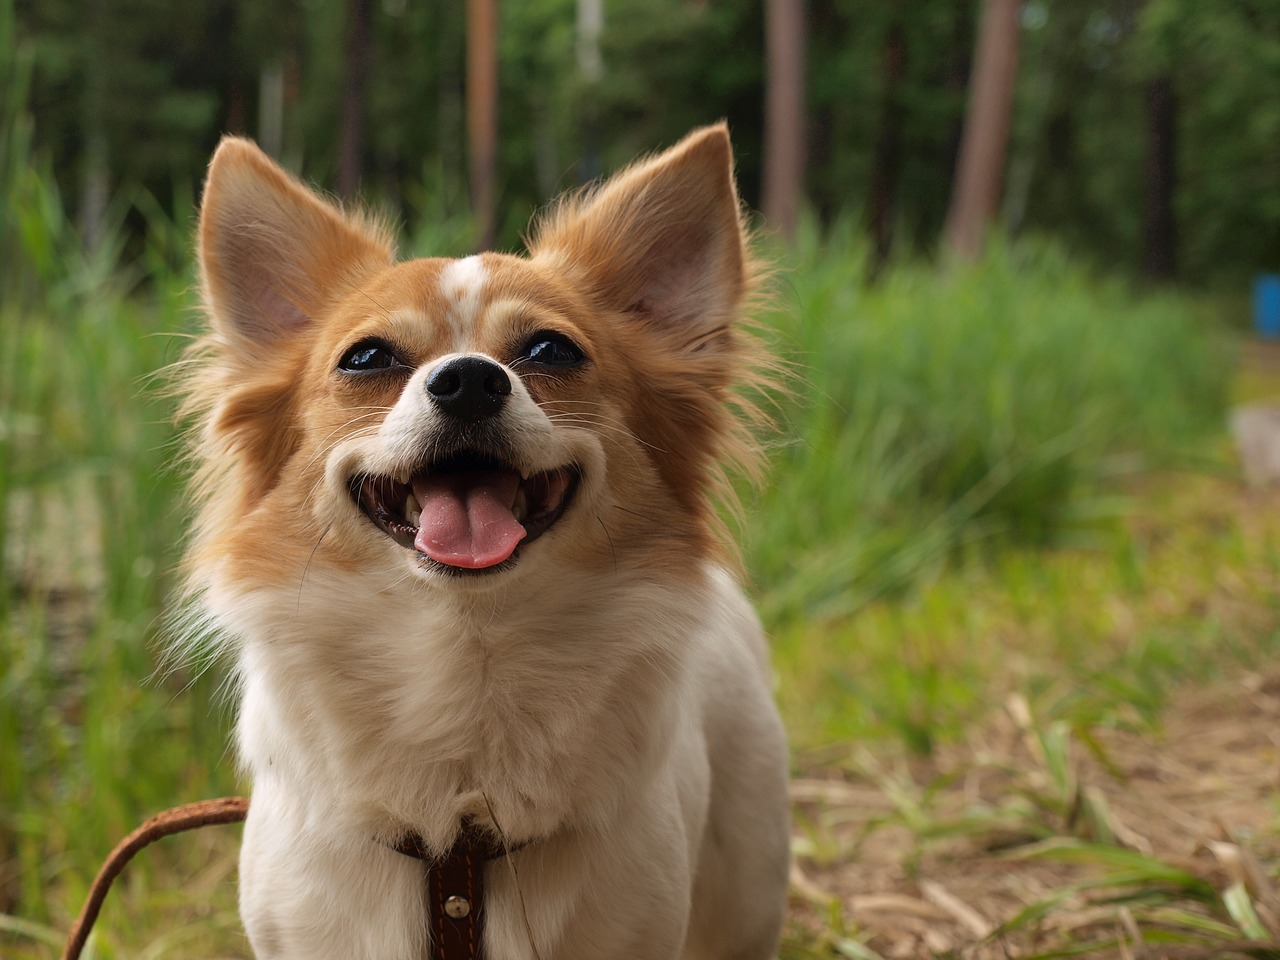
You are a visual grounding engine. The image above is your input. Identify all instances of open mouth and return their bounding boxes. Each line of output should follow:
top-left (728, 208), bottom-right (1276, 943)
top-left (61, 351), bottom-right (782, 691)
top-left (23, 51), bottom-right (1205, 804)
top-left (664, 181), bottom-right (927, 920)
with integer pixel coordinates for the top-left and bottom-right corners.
top-left (350, 451), bottom-right (579, 573)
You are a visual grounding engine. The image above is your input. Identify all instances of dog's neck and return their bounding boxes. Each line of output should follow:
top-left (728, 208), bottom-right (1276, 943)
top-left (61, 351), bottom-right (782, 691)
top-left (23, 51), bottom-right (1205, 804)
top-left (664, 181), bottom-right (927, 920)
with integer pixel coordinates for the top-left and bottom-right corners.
top-left (226, 563), bottom-right (718, 848)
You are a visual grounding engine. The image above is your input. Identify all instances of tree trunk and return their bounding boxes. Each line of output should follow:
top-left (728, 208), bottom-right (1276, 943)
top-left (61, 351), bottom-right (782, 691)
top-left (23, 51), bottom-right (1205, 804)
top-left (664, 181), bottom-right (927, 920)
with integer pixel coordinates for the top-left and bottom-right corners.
top-left (762, 0), bottom-right (806, 244)
top-left (943, 0), bottom-right (1020, 261)
top-left (942, 1), bottom-right (974, 219)
top-left (79, 0), bottom-right (109, 254)
top-left (258, 61), bottom-right (285, 159)
top-left (467, 0), bottom-right (499, 250)
top-left (338, 0), bottom-right (371, 198)
top-left (1142, 74), bottom-right (1177, 281)
top-left (576, 0), bottom-right (604, 183)
top-left (867, 20), bottom-right (906, 280)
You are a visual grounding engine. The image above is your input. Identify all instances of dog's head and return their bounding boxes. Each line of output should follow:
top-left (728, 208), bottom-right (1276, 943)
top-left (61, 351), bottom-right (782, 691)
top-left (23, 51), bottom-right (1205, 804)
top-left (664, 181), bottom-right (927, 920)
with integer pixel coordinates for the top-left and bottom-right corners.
top-left (185, 126), bottom-right (765, 599)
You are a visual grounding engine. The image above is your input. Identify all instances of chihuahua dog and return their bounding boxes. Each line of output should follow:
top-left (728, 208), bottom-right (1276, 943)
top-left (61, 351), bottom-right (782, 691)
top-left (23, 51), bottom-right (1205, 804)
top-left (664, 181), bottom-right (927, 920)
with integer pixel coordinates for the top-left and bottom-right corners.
top-left (181, 124), bottom-right (790, 959)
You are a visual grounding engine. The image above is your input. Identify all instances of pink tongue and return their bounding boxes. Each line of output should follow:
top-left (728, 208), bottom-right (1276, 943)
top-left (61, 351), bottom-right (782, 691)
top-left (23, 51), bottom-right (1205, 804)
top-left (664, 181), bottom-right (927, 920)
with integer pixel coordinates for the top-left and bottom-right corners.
top-left (412, 470), bottom-right (527, 569)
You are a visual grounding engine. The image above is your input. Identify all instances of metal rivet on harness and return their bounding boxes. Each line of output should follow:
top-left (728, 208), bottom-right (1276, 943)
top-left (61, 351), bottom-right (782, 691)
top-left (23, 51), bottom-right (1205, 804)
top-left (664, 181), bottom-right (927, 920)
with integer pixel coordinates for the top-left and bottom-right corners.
top-left (444, 895), bottom-right (471, 919)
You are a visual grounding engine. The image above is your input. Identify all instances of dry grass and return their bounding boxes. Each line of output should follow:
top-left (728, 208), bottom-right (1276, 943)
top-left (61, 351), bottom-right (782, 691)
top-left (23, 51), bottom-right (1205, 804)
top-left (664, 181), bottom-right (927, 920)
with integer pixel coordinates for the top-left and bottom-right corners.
top-left (788, 666), bottom-right (1280, 958)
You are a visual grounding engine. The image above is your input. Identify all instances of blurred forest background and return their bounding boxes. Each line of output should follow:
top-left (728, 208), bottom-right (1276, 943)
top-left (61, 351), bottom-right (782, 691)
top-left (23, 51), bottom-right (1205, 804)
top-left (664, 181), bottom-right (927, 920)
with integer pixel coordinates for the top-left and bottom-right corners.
top-left (6, 1), bottom-right (1280, 958)
top-left (5, 0), bottom-right (1278, 283)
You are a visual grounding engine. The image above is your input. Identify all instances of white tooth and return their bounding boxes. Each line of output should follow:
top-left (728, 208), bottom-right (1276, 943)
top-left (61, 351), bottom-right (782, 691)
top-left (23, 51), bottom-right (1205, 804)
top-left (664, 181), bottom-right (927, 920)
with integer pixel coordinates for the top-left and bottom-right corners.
top-left (395, 468), bottom-right (411, 485)
top-left (513, 488), bottom-right (528, 523)
top-left (405, 491), bottom-right (422, 527)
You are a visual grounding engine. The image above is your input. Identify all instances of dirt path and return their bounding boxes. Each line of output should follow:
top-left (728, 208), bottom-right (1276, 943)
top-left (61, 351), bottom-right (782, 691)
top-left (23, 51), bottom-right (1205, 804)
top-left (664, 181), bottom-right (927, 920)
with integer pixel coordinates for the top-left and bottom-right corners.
top-left (790, 668), bottom-right (1280, 958)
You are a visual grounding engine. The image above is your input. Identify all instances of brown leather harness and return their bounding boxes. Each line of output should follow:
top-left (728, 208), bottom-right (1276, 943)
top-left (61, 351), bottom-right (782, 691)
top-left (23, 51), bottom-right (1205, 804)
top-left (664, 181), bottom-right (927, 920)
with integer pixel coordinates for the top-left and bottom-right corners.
top-left (392, 821), bottom-right (523, 960)
top-left (61, 798), bottom-right (521, 960)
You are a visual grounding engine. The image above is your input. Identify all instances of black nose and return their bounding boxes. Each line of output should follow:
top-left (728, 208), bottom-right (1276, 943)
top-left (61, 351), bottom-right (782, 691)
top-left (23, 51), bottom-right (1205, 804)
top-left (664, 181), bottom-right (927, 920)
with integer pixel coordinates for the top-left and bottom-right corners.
top-left (425, 355), bottom-right (511, 422)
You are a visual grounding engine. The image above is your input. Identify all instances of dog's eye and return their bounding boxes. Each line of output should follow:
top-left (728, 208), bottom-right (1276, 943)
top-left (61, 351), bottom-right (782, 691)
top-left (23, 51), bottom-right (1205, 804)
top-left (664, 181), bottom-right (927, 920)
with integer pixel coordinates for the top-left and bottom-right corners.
top-left (523, 333), bottom-right (585, 368)
top-left (339, 340), bottom-right (404, 373)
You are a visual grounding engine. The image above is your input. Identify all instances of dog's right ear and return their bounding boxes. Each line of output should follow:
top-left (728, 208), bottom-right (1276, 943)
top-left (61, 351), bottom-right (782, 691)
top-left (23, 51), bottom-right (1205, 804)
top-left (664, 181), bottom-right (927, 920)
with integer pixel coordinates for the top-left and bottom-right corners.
top-left (197, 138), bottom-right (393, 345)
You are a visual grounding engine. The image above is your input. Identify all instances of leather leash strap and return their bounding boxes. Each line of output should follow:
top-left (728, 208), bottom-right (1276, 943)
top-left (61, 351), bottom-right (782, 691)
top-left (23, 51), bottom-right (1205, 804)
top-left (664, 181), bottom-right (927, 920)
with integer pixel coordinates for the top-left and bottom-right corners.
top-left (61, 796), bottom-right (250, 960)
top-left (393, 822), bottom-right (518, 960)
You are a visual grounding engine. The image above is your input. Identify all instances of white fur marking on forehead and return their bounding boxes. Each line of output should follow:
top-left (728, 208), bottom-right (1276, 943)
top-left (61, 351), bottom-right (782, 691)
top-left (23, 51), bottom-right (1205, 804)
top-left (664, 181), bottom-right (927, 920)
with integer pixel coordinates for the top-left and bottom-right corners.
top-left (440, 255), bottom-right (487, 342)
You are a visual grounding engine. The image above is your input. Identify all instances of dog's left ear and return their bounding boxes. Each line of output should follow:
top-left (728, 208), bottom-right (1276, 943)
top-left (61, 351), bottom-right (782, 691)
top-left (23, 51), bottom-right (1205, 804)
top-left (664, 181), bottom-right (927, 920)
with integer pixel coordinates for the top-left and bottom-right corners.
top-left (529, 124), bottom-right (747, 351)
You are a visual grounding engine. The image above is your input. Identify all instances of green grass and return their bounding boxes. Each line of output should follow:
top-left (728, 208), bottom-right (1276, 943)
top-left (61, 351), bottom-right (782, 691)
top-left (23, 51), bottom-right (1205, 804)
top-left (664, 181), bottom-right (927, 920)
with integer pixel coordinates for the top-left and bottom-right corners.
top-left (0, 273), bottom-right (240, 945)
top-left (749, 221), bottom-right (1231, 627)
top-left (0, 53), bottom-right (244, 945)
top-left (771, 469), bottom-right (1280, 756)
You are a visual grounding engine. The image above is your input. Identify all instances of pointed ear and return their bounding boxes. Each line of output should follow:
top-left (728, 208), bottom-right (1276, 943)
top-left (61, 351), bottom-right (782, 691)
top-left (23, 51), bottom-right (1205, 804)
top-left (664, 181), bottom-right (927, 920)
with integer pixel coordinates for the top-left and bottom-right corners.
top-left (529, 124), bottom-right (748, 346)
top-left (196, 137), bottom-right (393, 344)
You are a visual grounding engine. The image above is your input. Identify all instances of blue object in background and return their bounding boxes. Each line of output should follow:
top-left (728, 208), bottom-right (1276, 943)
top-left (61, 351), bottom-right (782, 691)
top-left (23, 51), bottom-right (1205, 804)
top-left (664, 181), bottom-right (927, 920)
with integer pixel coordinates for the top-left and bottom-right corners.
top-left (1257, 274), bottom-right (1280, 339)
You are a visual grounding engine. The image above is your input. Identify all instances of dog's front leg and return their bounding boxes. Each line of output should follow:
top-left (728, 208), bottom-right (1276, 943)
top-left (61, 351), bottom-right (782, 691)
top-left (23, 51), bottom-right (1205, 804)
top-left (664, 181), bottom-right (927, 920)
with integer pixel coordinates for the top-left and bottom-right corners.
top-left (239, 780), bottom-right (426, 960)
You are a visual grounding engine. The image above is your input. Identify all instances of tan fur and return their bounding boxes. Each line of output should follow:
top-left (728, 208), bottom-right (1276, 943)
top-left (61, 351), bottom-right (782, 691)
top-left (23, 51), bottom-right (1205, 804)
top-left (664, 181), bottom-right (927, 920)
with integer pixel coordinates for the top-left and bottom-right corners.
top-left (178, 125), bottom-right (790, 959)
